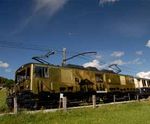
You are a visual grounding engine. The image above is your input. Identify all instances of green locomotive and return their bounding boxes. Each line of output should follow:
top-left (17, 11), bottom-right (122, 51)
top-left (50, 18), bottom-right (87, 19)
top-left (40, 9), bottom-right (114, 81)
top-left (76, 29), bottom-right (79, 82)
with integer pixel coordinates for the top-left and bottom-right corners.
top-left (7, 62), bottom-right (137, 109)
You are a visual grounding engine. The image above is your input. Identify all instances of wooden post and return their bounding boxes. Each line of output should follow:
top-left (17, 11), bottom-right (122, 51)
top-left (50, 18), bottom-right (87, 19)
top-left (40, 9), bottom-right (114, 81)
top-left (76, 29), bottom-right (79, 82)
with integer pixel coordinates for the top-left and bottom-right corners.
top-left (59, 93), bottom-right (64, 109)
top-left (113, 95), bottom-right (116, 103)
top-left (92, 95), bottom-right (96, 108)
top-left (14, 96), bottom-right (17, 114)
top-left (63, 97), bottom-right (67, 111)
top-left (137, 94), bottom-right (139, 101)
top-left (128, 93), bottom-right (130, 101)
top-left (59, 98), bottom-right (62, 109)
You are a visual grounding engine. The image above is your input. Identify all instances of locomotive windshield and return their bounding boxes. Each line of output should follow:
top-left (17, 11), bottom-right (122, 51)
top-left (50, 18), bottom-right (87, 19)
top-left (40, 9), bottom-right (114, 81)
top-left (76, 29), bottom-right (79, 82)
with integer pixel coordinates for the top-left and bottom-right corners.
top-left (34, 66), bottom-right (49, 78)
top-left (16, 67), bottom-right (30, 83)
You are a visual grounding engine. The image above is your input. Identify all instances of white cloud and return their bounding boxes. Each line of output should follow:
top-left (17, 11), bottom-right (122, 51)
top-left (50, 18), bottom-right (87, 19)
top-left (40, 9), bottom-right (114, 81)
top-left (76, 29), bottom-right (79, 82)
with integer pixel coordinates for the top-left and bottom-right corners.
top-left (136, 51), bottom-right (143, 55)
top-left (83, 56), bottom-right (143, 72)
top-left (99, 0), bottom-right (119, 5)
top-left (95, 54), bottom-right (102, 60)
top-left (12, 0), bottom-right (69, 35)
top-left (111, 51), bottom-right (124, 57)
top-left (146, 40), bottom-right (150, 48)
top-left (110, 59), bottom-right (125, 65)
top-left (136, 71), bottom-right (150, 79)
top-left (83, 59), bottom-right (106, 69)
top-left (0, 61), bottom-right (9, 68)
top-left (83, 59), bottom-right (101, 69)
top-left (34, 0), bottom-right (68, 16)
top-left (83, 59), bottom-right (125, 70)
top-left (110, 58), bottom-right (142, 66)
top-left (82, 53), bottom-right (105, 70)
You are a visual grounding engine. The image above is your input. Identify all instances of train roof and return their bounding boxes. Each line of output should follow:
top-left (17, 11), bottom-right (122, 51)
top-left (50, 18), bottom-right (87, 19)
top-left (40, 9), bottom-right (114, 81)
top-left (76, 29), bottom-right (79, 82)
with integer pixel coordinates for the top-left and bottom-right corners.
top-left (16, 62), bottom-right (56, 72)
top-left (16, 62), bottom-right (116, 73)
top-left (16, 62), bottom-right (143, 79)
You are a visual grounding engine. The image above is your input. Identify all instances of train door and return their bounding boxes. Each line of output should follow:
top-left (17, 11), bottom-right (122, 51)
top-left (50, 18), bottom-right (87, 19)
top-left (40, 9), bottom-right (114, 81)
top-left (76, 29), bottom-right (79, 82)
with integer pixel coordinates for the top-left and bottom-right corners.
top-left (95, 74), bottom-right (104, 91)
top-left (37, 80), bottom-right (43, 93)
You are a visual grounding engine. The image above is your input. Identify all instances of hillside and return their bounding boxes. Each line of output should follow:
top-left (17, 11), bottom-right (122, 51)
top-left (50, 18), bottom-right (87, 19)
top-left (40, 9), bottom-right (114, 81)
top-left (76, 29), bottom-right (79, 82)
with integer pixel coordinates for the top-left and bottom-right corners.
top-left (0, 88), bottom-right (8, 113)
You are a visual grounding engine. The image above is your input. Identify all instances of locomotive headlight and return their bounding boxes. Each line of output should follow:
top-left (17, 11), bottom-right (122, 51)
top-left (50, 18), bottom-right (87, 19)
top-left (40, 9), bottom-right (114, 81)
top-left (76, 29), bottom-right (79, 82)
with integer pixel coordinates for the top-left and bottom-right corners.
top-left (108, 79), bottom-right (111, 83)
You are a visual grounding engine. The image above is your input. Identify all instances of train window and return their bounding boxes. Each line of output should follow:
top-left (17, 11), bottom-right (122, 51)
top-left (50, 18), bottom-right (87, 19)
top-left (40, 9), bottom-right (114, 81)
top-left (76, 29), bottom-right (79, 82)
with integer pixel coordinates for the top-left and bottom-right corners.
top-left (35, 66), bottom-right (49, 78)
top-left (126, 77), bottom-right (133, 84)
top-left (147, 81), bottom-right (150, 87)
top-left (142, 80), bottom-right (146, 87)
top-left (95, 74), bottom-right (103, 83)
top-left (26, 67), bottom-right (30, 78)
top-left (16, 70), bottom-right (26, 83)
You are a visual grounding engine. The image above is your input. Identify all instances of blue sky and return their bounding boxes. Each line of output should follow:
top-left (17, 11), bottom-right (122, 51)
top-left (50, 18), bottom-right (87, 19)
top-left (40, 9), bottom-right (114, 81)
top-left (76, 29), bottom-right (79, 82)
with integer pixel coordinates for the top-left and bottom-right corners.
top-left (0, 0), bottom-right (150, 79)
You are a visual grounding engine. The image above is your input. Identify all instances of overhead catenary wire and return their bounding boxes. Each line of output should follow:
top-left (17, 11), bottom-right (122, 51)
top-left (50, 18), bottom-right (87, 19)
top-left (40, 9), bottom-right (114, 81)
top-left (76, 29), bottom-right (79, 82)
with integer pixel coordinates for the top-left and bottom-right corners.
top-left (0, 40), bottom-right (146, 74)
top-left (0, 40), bottom-right (48, 51)
top-left (0, 40), bottom-right (64, 53)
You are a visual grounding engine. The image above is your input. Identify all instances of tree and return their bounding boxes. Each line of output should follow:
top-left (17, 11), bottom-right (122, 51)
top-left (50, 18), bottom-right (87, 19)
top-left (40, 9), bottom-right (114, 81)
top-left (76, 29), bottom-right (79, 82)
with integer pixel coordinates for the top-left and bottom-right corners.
top-left (0, 77), bottom-right (14, 89)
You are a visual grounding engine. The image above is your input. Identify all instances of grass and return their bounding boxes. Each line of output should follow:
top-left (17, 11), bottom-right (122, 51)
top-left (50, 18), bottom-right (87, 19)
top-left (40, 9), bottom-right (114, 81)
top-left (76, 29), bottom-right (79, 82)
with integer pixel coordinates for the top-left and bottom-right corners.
top-left (0, 101), bottom-right (150, 124)
top-left (0, 88), bottom-right (8, 113)
top-left (0, 90), bottom-right (150, 124)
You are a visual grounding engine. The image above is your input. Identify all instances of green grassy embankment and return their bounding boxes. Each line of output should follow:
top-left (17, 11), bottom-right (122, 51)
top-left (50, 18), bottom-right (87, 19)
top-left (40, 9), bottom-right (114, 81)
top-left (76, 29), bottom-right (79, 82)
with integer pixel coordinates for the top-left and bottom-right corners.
top-left (0, 101), bottom-right (150, 124)
top-left (0, 88), bottom-right (8, 113)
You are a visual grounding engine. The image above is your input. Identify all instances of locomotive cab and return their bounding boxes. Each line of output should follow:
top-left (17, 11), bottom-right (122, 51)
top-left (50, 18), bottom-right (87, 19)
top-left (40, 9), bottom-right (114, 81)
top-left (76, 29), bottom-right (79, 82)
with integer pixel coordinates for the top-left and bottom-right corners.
top-left (15, 64), bottom-right (32, 92)
top-left (15, 63), bottom-right (51, 94)
top-left (14, 63), bottom-right (54, 109)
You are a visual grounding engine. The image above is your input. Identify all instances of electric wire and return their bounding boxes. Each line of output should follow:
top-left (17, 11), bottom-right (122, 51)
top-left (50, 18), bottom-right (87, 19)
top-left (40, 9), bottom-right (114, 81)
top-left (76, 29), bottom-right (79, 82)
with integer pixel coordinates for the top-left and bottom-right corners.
top-left (0, 40), bottom-right (147, 74)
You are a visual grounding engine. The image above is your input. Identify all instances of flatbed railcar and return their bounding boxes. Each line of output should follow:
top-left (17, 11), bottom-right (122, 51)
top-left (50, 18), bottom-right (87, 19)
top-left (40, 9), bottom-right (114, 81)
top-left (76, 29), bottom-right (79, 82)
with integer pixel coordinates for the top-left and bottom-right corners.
top-left (6, 63), bottom-right (150, 109)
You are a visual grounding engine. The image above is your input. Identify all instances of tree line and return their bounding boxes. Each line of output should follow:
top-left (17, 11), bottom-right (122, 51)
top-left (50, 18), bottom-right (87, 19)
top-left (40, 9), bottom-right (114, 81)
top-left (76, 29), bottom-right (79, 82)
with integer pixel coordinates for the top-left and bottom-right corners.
top-left (0, 77), bottom-right (14, 89)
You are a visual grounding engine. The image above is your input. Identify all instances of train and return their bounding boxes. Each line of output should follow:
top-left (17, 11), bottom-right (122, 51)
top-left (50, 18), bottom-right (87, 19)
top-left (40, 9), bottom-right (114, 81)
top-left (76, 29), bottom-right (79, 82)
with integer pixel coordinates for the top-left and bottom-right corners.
top-left (6, 62), bottom-right (150, 109)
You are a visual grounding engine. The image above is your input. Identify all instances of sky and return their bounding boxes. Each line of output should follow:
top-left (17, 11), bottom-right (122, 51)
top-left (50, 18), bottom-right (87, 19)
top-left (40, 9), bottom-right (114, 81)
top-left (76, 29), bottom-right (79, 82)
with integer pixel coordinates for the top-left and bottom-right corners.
top-left (0, 0), bottom-right (150, 79)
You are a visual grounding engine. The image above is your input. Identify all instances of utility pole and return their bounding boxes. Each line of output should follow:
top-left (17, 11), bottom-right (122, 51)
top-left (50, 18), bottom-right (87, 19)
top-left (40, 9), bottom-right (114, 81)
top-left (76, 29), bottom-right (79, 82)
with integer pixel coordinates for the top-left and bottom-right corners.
top-left (62, 48), bottom-right (67, 66)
